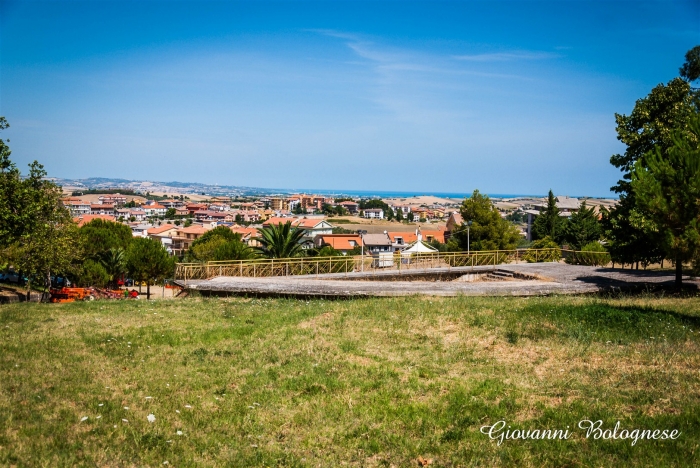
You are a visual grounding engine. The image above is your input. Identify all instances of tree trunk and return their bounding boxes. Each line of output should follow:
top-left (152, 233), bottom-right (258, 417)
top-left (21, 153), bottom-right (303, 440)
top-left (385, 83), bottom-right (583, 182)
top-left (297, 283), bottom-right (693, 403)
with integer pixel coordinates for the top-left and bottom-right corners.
top-left (675, 256), bottom-right (683, 288)
top-left (146, 282), bottom-right (151, 300)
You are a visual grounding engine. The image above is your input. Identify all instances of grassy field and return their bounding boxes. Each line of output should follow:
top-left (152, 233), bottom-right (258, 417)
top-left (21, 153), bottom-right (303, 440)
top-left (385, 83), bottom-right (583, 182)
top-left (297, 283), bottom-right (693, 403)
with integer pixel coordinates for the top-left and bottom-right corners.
top-left (1, 294), bottom-right (699, 467)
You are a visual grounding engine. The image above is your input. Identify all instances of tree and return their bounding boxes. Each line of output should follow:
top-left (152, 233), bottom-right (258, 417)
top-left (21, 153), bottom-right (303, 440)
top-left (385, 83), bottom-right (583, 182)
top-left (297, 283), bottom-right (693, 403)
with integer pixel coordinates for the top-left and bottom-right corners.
top-left (407, 212), bottom-right (414, 222)
top-left (256, 222), bottom-right (305, 258)
top-left (100, 247), bottom-right (127, 289)
top-left (452, 190), bottom-right (521, 251)
top-left (680, 45), bottom-right (700, 82)
top-left (605, 47), bottom-right (700, 267)
top-left (396, 209), bottom-right (404, 222)
top-left (185, 226), bottom-right (254, 262)
top-left (563, 202), bottom-right (602, 250)
top-left (80, 219), bottom-right (133, 260)
top-left (126, 237), bottom-right (174, 299)
top-left (531, 190), bottom-right (565, 243)
top-left (631, 113), bottom-right (700, 287)
top-left (165, 208), bottom-right (176, 218)
top-left (0, 120), bottom-right (82, 297)
top-left (76, 259), bottom-right (110, 288)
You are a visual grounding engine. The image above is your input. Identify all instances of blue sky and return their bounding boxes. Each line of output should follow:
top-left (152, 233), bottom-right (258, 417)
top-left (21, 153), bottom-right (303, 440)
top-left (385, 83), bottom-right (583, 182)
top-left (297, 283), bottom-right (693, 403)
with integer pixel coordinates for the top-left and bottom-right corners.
top-left (1, 1), bottom-right (698, 197)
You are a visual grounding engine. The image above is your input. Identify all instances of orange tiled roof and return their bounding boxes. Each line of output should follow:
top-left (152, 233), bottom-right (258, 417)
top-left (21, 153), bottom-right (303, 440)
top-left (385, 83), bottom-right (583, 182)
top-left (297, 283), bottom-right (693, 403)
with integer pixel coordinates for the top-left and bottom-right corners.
top-left (73, 214), bottom-right (116, 227)
top-left (147, 224), bottom-right (178, 235)
top-left (387, 230), bottom-right (445, 244)
top-left (316, 234), bottom-right (361, 250)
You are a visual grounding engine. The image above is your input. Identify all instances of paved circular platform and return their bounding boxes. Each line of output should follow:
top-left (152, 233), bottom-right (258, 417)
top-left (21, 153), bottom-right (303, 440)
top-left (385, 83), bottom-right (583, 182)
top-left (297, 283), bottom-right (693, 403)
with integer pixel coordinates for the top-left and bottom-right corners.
top-left (176, 263), bottom-right (697, 298)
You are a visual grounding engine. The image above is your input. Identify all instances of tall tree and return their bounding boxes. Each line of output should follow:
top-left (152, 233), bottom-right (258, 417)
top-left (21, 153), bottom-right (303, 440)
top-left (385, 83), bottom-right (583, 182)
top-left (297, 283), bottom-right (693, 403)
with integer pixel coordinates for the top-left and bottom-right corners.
top-left (126, 237), bottom-right (174, 299)
top-left (631, 112), bottom-right (700, 287)
top-left (80, 219), bottom-right (133, 260)
top-left (605, 47), bottom-right (700, 267)
top-left (563, 202), bottom-right (602, 250)
top-left (256, 221), bottom-right (305, 258)
top-left (532, 190), bottom-right (565, 243)
top-left (453, 190), bottom-right (521, 251)
top-left (185, 226), bottom-right (254, 262)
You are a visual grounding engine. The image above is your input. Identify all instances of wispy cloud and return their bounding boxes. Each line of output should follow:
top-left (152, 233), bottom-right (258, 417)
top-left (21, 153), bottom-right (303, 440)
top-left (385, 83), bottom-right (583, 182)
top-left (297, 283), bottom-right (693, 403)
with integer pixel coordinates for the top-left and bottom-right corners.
top-left (452, 51), bottom-right (560, 62)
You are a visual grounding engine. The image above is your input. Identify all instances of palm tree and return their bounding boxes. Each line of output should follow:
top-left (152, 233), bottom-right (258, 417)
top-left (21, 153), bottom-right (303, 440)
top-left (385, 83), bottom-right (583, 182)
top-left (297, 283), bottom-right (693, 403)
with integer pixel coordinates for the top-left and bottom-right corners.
top-left (256, 222), bottom-right (306, 258)
top-left (100, 247), bottom-right (127, 289)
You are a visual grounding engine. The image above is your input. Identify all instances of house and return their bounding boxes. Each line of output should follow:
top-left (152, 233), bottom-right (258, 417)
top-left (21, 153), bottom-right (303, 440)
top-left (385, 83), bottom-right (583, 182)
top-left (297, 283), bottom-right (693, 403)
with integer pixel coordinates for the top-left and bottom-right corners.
top-left (208, 203), bottom-right (230, 212)
top-left (175, 207), bottom-right (189, 216)
top-left (361, 233), bottom-right (393, 254)
top-left (363, 208), bottom-right (384, 219)
top-left (130, 223), bottom-right (152, 237)
top-left (387, 230), bottom-right (446, 251)
top-left (143, 203), bottom-right (167, 217)
top-left (63, 199), bottom-right (91, 216)
top-left (171, 225), bottom-right (214, 256)
top-left (314, 234), bottom-right (362, 254)
top-left (445, 212), bottom-right (463, 241)
top-left (338, 201), bottom-right (359, 214)
top-left (73, 214), bottom-right (116, 227)
top-left (185, 203), bottom-right (208, 214)
top-left (98, 194), bottom-right (127, 206)
top-left (230, 226), bottom-right (260, 247)
top-left (147, 224), bottom-right (179, 254)
top-left (161, 199), bottom-right (185, 209)
top-left (270, 197), bottom-right (289, 211)
top-left (262, 217), bottom-right (334, 249)
top-left (391, 204), bottom-right (411, 216)
top-left (90, 204), bottom-right (115, 215)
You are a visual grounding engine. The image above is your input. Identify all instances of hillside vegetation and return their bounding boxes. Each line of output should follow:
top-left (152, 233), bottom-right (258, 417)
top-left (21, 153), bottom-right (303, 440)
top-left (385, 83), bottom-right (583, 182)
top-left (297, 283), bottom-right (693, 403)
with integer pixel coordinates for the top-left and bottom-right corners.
top-left (1, 295), bottom-right (699, 467)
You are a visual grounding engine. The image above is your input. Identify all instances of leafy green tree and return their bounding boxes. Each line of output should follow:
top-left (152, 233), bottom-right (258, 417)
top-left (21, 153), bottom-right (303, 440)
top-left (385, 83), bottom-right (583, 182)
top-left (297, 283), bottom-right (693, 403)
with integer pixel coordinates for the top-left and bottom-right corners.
top-left (186, 227), bottom-right (254, 262)
top-left (165, 208), bottom-right (176, 218)
top-left (0, 122), bottom-right (82, 297)
top-left (631, 113), bottom-right (700, 287)
top-left (100, 247), bottom-right (127, 289)
top-left (256, 222), bottom-right (305, 258)
top-left (396, 209), bottom-right (404, 222)
top-left (76, 259), bottom-right (110, 288)
top-left (453, 190), bottom-right (521, 251)
top-left (605, 47), bottom-right (700, 267)
top-left (126, 237), bottom-right (174, 299)
top-left (532, 190), bottom-right (565, 243)
top-left (407, 212), bottom-right (414, 222)
top-left (80, 219), bottom-right (133, 260)
top-left (563, 202), bottom-right (602, 250)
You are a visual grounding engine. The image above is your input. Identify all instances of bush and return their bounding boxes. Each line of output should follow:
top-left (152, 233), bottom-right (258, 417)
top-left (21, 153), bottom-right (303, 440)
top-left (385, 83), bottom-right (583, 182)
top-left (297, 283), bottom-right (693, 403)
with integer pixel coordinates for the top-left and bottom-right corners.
top-left (565, 241), bottom-right (610, 266)
top-left (523, 237), bottom-right (561, 263)
top-left (75, 259), bottom-right (110, 288)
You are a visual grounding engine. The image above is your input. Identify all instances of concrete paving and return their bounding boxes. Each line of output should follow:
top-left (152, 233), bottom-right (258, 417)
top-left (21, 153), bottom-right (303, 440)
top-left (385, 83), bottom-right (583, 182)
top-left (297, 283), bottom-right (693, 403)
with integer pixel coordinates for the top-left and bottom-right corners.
top-left (175, 263), bottom-right (698, 298)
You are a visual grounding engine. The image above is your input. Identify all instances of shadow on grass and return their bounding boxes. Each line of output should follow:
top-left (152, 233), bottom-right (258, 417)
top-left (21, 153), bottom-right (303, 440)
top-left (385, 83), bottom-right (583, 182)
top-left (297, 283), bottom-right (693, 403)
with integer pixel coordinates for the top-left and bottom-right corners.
top-left (510, 301), bottom-right (700, 345)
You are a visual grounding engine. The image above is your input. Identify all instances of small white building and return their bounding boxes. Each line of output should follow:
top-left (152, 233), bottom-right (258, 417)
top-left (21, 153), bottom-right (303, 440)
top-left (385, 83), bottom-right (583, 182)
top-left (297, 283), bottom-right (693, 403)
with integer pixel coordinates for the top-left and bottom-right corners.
top-left (363, 208), bottom-right (384, 219)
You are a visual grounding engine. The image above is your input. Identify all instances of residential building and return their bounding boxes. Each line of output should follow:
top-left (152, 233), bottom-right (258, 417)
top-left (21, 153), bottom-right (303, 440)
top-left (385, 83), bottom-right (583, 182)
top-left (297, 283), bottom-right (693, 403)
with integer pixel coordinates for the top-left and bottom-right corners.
top-left (161, 199), bottom-right (185, 209)
top-left (98, 194), bottom-right (127, 206)
top-left (62, 199), bottom-right (91, 216)
top-left (445, 212), bottom-right (463, 241)
top-left (338, 201), bottom-right (359, 214)
top-left (230, 226), bottom-right (260, 247)
top-left (143, 203), bottom-right (167, 217)
top-left (171, 225), bottom-right (213, 256)
top-left (387, 230), bottom-right (446, 252)
top-left (314, 234), bottom-right (362, 254)
top-left (147, 224), bottom-right (179, 254)
top-left (262, 217), bottom-right (334, 249)
top-left (90, 203), bottom-right (115, 215)
top-left (363, 208), bottom-right (384, 219)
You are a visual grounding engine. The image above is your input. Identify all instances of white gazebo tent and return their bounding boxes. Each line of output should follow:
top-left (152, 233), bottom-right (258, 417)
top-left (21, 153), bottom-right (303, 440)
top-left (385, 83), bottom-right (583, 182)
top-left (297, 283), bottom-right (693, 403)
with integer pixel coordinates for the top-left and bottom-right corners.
top-left (400, 229), bottom-right (437, 263)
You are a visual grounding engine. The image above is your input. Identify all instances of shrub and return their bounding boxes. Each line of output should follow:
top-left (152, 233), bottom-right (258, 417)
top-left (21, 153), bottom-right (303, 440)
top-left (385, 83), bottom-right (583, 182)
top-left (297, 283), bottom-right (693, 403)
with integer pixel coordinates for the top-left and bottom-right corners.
top-left (523, 237), bottom-right (561, 263)
top-left (566, 241), bottom-right (610, 266)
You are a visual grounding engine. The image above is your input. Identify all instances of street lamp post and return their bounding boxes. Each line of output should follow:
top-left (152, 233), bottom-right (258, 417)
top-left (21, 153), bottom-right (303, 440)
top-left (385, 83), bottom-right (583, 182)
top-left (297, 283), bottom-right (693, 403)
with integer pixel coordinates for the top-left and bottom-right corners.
top-left (467, 220), bottom-right (473, 254)
top-left (358, 230), bottom-right (367, 272)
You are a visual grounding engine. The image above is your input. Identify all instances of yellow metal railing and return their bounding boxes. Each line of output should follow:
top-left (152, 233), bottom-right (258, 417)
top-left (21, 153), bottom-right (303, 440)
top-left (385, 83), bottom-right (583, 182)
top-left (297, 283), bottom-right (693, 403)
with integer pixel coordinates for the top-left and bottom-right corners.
top-left (174, 248), bottom-right (607, 281)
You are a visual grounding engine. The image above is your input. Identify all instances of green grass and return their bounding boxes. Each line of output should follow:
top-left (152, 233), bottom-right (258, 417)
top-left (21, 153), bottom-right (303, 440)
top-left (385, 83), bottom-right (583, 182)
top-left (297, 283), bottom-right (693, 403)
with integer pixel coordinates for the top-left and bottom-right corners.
top-left (1, 294), bottom-right (699, 467)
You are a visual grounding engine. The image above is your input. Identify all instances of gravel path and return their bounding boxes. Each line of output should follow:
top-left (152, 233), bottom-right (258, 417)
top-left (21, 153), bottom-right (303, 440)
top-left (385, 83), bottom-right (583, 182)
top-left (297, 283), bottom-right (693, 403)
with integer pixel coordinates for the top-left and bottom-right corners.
top-left (176, 263), bottom-right (697, 298)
